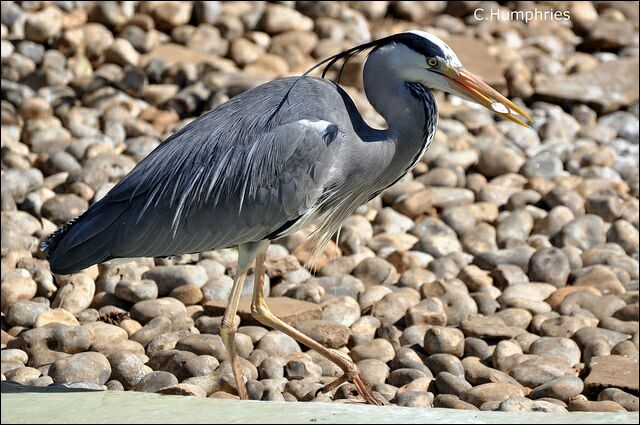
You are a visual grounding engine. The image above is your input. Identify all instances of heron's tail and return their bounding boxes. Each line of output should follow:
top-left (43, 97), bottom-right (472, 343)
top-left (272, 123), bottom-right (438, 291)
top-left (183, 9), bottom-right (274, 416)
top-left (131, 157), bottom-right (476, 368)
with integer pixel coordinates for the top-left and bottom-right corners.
top-left (41, 200), bottom-right (126, 274)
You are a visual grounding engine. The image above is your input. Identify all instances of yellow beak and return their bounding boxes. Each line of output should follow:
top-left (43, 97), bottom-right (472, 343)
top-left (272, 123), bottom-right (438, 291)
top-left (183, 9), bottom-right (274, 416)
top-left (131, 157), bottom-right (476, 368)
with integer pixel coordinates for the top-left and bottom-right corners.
top-left (443, 65), bottom-right (532, 128)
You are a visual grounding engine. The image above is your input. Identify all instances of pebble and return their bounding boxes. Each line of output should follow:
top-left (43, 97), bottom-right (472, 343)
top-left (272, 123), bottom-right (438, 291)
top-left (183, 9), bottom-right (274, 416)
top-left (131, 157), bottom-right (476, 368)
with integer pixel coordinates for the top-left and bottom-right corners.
top-left (462, 357), bottom-right (519, 387)
top-left (129, 298), bottom-right (188, 324)
top-left (49, 352), bottom-right (112, 385)
top-left (142, 265), bottom-right (208, 296)
top-left (1, 275), bottom-right (37, 314)
top-left (461, 316), bottom-right (526, 339)
top-left (434, 394), bottom-right (478, 410)
top-left (114, 279), bottom-right (158, 303)
top-left (412, 217), bottom-right (462, 257)
top-left (372, 288), bottom-right (421, 327)
top-left (435, 371), bottom-right (472, 396)
top-left (529, 337), bottom-right (581, 366)
top-left (395, 391), bottom-right (434, 408)
top-left (530, 376), bottom-right (584, 401)
top-left (239, 326), bottom-right (268, 344)
top-left (294, 320), bottom-right (351, 349)
top-left (108, 352), bottom-right (152, 389)
top-left (561, 215), bottom-right (607, 251)
top-left (421, 281), bottom-right (477, 326)
top-left (159, 383), bottom-right (207, 398)
top-left (598, 388), bottom-right (639, 412)
top-left (130, 316), bottom-right (172, 347)
top-left (322, 296), bottom-right (361, 327)
top-left (350, 339), bottom-right (395, 363)
top-left (501, 283), bottom-right (556, 303)
top-left (607, 220), bottom-right (639, 255)
top-left (388, 368), bottom-right (430, 388)
top-left (510, 356), bottom-right (578, 388)
top-left (258, 357), bottom-right (285, 379)
top-left (82, 321), bottom-right (129, 350)
top-left (522, 153), bottom-right (564, 180)
top-left (497, 396), bottom-right (568, 413)
top-left (50, 324), bottom-right (92, 354)
top-left (461, 383), bottom-right (525, 408)
top-left (1, 349), bottom-right (29, 365)
top-left (133, 371), bottom-right (179, 393)
top-left (262, 4), bottom-right (313, 34)
top-left (458, 265), bottom-right (492, 292)
top-left (175, 334), bottom-right (229, 359)
top-left (169, 284), bottom-right (203, 305)
top-left (350, 316), bottom-right (381, 347)
top-left (497, 209), bottom-right (533, 245)
top-left (425, 354), bottom-right (465, 378)
top-left (52, 273), bottom-right (95, 314)
top-left (462, 223), bottom-right (498, 255)
top-left (256, 331), bottom-right (301, 358)
top-left (357, 359), bottom-right (390, 386)
top-left (568, 399), bottom-right (627, 412)
top-left (5, 367), bottom-right (41, 385)
top-left (310, 275), bottom-right (362, 300)
top-left (201, 276), bottom-right (233, 302)
top-left (528, 248), bottom-right (571, 287)
top-left (41, 195), bottom-right (88, 225)
top-left (424, 326), bottom-right (465, 357)
top-left (477, 146), bottom-right (525, 177)
top-left (34, 308), bottom-right (79, 327)
top-left (572, 266), bottom-right (626, 295)
top-left (151, 350), bottom-right (218, 381)
top-left (464, 338), bottom-right (493, 361)
top-left (6, 300), bottom-right (50, 327)
top-left (24, 7), bottom-right (62, 43)
top-left (405, 298), bottom-right (447, 327)
top-left (352, 257), bottom-right (398, 286)
top-left (546, 286), bottom-right (601, 310)
top-left (152, 2), bottom-right (193, 30)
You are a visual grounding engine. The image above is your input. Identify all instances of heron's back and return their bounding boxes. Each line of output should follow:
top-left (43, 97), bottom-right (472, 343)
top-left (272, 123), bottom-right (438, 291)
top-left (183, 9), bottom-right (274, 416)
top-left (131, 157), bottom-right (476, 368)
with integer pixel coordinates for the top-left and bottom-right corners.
top-left (43, 77), bottom-right (359, 274)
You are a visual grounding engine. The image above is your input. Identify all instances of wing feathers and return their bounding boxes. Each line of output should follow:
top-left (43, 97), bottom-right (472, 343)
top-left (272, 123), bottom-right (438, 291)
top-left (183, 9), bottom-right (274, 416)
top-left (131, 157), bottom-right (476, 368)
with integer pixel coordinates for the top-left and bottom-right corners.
top-left (44, 78), bottom-right (344, 273)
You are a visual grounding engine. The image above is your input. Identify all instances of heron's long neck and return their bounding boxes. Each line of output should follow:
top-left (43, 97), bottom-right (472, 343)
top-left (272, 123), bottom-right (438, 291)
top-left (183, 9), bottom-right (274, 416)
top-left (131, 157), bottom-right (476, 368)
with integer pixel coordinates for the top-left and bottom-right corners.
top-left (362, 62), bottom-right (438, 174)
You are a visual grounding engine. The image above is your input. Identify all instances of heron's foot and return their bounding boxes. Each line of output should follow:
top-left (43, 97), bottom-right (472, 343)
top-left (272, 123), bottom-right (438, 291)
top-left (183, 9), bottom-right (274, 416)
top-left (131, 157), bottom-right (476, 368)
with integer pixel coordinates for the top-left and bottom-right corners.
top-left (236, 380), bottom-right (249, 401)
top-left (222, 343), bottom-right (248, 400)
top-left (320, 371), bottom-right (381, 406)
top-left (231, 358), bottom-right (249, 400)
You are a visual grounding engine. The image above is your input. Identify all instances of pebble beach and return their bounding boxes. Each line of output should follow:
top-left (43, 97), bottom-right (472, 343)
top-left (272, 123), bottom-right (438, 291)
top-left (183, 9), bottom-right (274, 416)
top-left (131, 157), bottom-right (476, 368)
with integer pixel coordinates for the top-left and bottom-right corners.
top-left (1, 1), bottom-right (639, 413)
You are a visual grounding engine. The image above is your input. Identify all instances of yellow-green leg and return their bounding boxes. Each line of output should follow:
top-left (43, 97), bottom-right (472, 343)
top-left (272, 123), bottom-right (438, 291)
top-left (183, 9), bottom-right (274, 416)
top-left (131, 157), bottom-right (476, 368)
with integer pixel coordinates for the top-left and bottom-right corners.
top-left (249, 247), bottom-right (380, 405)
top-left (220, 241), bottom-right (269, 400)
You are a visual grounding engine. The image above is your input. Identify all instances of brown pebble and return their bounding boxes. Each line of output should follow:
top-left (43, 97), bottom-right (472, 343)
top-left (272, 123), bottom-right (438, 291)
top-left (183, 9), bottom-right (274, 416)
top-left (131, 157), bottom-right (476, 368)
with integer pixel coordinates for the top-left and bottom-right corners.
top-left (461, 383), bottom-right (525, 407)
top-left (424, 326), bottom-right (464, 357)
top-left (434, 394), bottom-right (478, 410)
top-left (568, 399), bottom-right (627, 412)
top-left (598, 388), bottom-right (639, 412)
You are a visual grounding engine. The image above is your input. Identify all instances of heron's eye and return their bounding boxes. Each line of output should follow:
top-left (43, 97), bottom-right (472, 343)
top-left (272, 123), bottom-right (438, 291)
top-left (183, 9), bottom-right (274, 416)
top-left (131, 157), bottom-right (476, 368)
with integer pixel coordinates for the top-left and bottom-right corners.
top-left (427, 58), bottom-right (439, 67)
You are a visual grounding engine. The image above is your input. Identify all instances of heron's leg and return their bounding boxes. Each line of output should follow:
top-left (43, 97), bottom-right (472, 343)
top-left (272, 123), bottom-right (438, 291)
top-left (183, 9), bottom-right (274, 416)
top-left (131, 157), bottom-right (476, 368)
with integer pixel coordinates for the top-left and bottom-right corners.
top-left (220, 241), bottom-right (268, 400)
top-left (250, 251), bottom-right (380, 406)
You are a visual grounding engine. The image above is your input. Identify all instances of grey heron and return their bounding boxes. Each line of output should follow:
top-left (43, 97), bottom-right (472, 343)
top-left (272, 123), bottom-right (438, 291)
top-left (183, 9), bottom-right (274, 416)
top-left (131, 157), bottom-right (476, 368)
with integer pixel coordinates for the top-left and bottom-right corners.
top-left (41, 30), bottom-right (531, 404)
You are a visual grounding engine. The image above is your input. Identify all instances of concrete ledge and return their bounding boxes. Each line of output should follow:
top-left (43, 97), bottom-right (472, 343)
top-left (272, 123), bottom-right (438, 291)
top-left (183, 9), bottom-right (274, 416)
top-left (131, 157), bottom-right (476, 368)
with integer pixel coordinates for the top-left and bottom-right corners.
top-left (1, 384), bottom-right (639, 424)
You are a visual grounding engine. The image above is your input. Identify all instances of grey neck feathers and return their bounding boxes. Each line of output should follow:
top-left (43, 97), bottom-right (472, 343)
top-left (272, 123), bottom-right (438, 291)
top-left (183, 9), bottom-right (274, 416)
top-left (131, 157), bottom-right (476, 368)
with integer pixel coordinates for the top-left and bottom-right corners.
top-left (362, 51), bottom-right (438, 173)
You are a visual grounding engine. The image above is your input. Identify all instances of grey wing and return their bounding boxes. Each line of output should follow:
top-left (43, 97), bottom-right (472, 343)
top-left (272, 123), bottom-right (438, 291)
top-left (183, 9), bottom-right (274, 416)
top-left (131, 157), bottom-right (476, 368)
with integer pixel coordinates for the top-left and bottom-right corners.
top-left (44, 119), bottom-right (340, 274)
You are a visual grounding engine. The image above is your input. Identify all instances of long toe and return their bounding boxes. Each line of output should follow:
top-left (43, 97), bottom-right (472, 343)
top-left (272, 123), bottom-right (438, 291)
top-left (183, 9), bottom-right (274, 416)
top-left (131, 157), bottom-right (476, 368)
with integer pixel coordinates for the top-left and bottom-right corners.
top-left (320, 373), bottom-right (381, 406)
top-left (353, 373), bottom-right (381, 406)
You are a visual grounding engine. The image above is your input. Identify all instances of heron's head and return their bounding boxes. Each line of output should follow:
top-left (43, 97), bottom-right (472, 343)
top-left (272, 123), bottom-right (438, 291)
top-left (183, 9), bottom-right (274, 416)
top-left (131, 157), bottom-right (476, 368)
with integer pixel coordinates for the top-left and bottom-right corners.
top-left (376, 31), bottom-right (531, 127)
top-left (308, 30), bottom-right (532, 127)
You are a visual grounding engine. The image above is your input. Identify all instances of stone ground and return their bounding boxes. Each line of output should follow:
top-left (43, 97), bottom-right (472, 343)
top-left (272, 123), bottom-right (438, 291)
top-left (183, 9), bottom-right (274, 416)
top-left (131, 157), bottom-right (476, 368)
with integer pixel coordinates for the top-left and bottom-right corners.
top-left (1, 0), bottom-right (639, 413)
